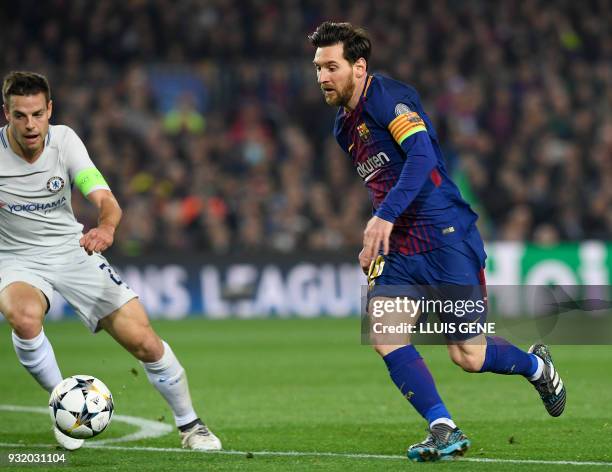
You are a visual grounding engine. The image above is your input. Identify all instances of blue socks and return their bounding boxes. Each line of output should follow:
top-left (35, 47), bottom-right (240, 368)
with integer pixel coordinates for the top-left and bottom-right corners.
top-left (382, 339), bottom-right (538, 426)
top-left (383, 345), bottom-right (451, 424)
top-left (479, 336), bottom-right (539, 376)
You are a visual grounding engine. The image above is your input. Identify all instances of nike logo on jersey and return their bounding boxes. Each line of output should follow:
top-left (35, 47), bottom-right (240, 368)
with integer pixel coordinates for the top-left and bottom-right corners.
top-left (364, 169), bottom-right (381, 182)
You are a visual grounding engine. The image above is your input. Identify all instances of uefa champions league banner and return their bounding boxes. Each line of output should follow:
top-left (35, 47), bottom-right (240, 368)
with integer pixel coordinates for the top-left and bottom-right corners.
top-left (38, 241), bottom-right (612, 320)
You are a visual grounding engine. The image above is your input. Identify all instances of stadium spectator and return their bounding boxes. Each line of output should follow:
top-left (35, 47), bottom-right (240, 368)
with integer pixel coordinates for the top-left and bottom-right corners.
top-left (1, 0), bottom-right (610, 254)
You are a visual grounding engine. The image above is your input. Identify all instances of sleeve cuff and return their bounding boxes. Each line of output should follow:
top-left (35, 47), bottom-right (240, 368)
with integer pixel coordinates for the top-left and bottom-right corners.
top-left (374, 207), bottom-right (397, 224)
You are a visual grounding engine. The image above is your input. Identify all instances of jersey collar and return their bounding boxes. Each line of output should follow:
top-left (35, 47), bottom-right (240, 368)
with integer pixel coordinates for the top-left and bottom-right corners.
top-left (361, 74), bottom-right (374, 100)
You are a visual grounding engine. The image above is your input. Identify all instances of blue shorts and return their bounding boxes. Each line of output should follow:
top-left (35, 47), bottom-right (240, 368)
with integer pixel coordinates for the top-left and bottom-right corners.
top-left (367, 227), bottom-right (488, 341)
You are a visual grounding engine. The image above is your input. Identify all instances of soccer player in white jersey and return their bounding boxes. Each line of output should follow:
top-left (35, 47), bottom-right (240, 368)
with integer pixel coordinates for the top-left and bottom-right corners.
top-left (0, 71), bottom-right (221, 451)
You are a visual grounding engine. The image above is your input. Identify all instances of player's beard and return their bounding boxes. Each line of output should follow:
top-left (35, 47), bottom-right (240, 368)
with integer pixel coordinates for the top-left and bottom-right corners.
top-left (322, 77), bottom-right (355, 107)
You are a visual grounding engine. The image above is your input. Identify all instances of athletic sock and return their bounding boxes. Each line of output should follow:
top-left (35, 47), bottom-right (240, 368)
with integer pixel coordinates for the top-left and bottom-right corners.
top-left (430, 417), bottom-right (457, 429)
top-left (383, 345), bottom-right (452, 424)
top-left (178, 418), bottom-right (204, 433)
top-left (528, 356), bottom-right (545, 381)
top-left (12, 328), bottom-right (63, 393)
top-left (479, 336), bottom-right (539, 377)
top-left (141, 341), bottom-right (198, 427)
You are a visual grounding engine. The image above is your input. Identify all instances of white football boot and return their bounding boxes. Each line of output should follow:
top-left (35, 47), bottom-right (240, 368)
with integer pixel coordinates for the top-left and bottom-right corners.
top-left (53, 426), bottom-right (84, 450)
top-left (179, 423), bottom-right (222, 451)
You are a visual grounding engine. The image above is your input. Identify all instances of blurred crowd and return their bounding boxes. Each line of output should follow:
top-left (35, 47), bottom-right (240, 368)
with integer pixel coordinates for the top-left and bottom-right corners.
top-left (1, 0), bottom-right (610, 254)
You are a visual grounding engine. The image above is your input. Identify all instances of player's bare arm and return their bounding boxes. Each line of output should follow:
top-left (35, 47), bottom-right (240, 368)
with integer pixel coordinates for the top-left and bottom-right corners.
top-left (360, 216), bottom-right (393, 274)
top-left (79, 189), bottom-right (122, 254)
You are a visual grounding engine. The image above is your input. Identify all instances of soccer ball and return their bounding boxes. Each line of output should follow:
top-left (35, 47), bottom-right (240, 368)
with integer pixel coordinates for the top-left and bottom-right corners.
top-left (49, 375), bottom-right (114, 439)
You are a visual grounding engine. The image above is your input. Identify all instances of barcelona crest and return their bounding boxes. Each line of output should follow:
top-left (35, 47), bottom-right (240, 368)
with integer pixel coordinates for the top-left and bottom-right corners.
top-left (357, 122), bottom-right (371, 142)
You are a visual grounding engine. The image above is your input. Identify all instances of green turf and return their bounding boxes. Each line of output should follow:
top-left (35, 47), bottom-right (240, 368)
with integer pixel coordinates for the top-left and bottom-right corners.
top-left (1, 317), bottom-right (611, 471)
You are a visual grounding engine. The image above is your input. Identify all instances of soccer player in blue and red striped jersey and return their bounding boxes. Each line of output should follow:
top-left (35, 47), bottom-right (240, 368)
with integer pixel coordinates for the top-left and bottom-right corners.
top-left (309, 22), bottom-right (566, 462)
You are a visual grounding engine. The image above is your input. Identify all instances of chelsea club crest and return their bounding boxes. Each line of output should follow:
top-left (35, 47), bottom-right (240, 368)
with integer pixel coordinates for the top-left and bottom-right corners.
top-left (47, 176), bottom-right (65, 193)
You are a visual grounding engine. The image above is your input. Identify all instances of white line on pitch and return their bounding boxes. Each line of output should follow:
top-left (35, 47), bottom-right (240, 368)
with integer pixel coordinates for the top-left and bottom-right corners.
top-left (0, 405), bottom-right (172, 444)
top-left (0, 442), bottom-right (611, 467)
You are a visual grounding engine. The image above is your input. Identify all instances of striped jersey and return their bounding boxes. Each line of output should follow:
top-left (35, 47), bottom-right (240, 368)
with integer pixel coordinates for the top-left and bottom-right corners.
top-left (0, 124), bottom-right (109, 256)
top-left (333, 74), bottom-right (479, 255)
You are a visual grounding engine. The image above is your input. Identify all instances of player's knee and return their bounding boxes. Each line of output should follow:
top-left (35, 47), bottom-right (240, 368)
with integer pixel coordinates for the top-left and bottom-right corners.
top-left (450, 350), bottom-right (484, 373)
top-left (6, 301), bottom-right (44, 339)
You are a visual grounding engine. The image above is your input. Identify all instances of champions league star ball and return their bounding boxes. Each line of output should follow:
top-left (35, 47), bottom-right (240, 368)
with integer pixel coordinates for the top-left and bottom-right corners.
top-left (49, 375), bottom-right (114, 439)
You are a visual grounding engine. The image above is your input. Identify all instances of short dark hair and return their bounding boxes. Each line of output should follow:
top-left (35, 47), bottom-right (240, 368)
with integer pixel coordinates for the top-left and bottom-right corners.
top-left (308, 21), bottom-right (371, 68)
top-left (2, 71), bottom-right (51, 108)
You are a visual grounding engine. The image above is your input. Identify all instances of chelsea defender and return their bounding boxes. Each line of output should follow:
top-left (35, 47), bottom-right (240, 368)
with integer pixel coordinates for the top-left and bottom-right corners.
top-left (0, 71), bottom-right (221, 451)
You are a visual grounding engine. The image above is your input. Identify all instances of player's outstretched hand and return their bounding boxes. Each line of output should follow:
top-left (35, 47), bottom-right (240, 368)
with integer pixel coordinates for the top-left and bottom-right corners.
top-left (361, 216), bottom-right (394, 272)
top-left (79, 224), bottom-right (115, 255)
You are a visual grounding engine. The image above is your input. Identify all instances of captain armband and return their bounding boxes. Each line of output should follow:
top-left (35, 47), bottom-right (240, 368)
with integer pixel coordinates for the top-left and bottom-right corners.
top-left (74, 168), bottom-right (109, 195)
top-left (388, 112), bottom-right (427, 145)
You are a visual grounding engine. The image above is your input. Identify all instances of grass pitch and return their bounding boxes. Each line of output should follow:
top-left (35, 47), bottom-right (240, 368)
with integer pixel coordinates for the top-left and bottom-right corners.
top-left (1, 317), bottom-right (611, 471)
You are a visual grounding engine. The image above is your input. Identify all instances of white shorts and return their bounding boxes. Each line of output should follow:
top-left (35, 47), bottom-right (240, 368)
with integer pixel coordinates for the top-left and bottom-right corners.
top-left (0, 249), bottom-right (137, 332)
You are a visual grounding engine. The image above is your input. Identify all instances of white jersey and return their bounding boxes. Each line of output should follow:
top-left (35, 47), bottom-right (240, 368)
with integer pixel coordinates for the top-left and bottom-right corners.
top-left (0, 124), bottom-right (110, 257)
